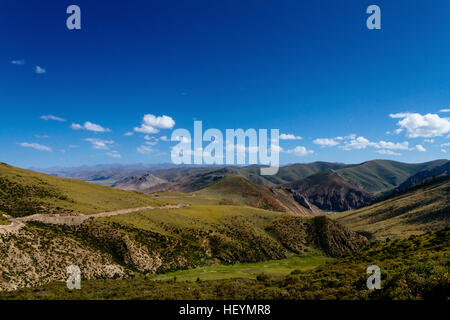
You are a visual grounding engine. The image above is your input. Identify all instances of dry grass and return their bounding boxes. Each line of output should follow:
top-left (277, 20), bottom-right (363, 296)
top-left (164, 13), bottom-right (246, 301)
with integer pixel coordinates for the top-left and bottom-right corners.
top-left (333, 175), bottom-right (450, 239)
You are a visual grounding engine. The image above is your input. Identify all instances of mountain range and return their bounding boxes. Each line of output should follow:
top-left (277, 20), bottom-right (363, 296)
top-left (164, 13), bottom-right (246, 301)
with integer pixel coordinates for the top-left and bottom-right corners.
top-left (1, 159), bottom-right (448, 298)
top-left (36, 159), bottom-right (449, 213)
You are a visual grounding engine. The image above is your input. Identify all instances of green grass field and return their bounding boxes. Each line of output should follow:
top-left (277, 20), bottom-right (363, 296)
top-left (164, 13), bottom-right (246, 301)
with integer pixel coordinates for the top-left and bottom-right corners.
top-left (0, 163), bottom-right (164, 217)
top-left (149, 250), bottom-right (331, 281)
top-left (148, 251), bottom-right (330, 281)
top-left (98, 204), bottom-right (285, 235)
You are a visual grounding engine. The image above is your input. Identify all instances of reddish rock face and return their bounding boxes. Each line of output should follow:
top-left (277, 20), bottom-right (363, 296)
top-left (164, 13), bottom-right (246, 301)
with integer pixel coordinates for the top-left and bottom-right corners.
top-left (283, 170), bottom-right (375, 212)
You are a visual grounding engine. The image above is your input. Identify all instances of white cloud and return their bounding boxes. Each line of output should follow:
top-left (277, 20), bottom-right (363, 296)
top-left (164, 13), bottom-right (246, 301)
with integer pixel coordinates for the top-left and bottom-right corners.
top-left (106, 151), bottom-right (121, 158)
top-left (144, 135), bottom-right (159, 143)
top-left (313, 134), bottom-right (359, 148)
top-left (84, 138), bottom-right (114, 150)
top-left (172, 136), bottom-right (191, 143)
top-left (313, 138), bottom-right (340, 147)
top-left (124, 132), bottom-right (134, 136)
top-left (375, 150), bottom-right (401, 156)
top-left (440, 142), bottom-right (450, 147)
top-left (160, 136), bottom-right (169, 141)
top-left (71, 123), bottom-right (83, 130)
top-left (41, 115), bottom-right (66, 122)
top-left (11, 59), bottom-right (26, 65)
top-left (413, 144), bottom-right (426, 152)
top-left (134, 114), bottom-right (175, 134)
top-left (335, 134), bottom-right (357, 140)
top-left (340, 136), bottom-right (372, 150)
top-left (280, 133), bottom-right (303, 140)
top-left (339, 136), bottom-right (411, 151)
top-left (19, 142), bottom-right (52, 152)
top-left (284, 146), bottom-right (314, 157)
top-left (35, 66), bottom-right (46, 74)
top-left (69, 145), bottom-right (79, 148)
top-left (389, 112), bottom-right (450, 138)
top-left (143, 139), bottom-right (158, 146)
top-left (439, 109), bottom-right (450, 113)
top-left (34, 134), bottom-right (49, 138)
top-left (137, 144), bottom-right (156, 154)
top-left (424, 139), bottom-right (435, 143)
top-left (374, 141), bottom-right (409, 150)
top-left (442, 149), bottom-right (447, 153)
top-left (71, 121), bottom-right (111, 132)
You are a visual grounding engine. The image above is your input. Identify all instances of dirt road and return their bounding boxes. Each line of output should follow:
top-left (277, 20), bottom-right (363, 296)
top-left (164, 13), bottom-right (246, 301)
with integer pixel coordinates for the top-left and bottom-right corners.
top-left (0, 204), bottom-right (188, 234)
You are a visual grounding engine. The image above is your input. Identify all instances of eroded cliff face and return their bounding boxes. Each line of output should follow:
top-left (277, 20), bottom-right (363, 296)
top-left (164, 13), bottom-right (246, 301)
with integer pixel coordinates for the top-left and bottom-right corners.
top-left (283, 171), bottom-right (375, 212)
top-left (0, 227), bottom-right (125, 291)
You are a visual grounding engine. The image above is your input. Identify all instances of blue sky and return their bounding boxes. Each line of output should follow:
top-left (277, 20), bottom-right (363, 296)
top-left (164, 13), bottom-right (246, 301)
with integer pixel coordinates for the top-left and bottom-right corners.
top-left (1, 0), bottom-right (449, 168)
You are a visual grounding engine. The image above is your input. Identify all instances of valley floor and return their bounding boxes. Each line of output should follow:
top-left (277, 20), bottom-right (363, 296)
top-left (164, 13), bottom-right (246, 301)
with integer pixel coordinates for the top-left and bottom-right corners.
top-left (147, 251), bottom-right (329, 282)
top-left (1, 229), bottom-right (448, 300)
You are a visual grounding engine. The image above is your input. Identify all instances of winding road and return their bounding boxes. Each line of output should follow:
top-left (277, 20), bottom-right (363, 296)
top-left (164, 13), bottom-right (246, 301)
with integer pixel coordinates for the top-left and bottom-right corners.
top-left (0, 203), bottom-right (188, 234)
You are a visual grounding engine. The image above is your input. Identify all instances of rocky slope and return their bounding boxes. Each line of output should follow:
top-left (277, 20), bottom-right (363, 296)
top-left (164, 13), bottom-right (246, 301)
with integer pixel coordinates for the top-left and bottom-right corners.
top-left (282, 171), bottom-right (375, 212)
top-left (112, 173), bottom-right (167, 192)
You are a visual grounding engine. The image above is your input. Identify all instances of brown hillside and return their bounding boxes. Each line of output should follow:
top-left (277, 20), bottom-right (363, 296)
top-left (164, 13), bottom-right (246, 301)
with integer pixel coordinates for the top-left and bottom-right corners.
top-left (284, 171), bottom-right (374, 212)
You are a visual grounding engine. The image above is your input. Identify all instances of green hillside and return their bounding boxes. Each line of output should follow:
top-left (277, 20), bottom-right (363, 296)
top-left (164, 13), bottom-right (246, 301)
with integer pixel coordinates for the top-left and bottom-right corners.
top-left (144, 160), bottom-right (449, 196)
top-left (240, 162), bottom-right (350, 186)
top-left (4, 228), bottom-right (448, 300)
top-left (333, 174), bottom-right (450, 239)
top-left (0, 162), bottom-right (163, 217)
top-left (0, 164), bottom-right (367, 291)
top-left (0, 203), bottom-right (365, 290)
top-left (336, 159), bottom-right (448, 195)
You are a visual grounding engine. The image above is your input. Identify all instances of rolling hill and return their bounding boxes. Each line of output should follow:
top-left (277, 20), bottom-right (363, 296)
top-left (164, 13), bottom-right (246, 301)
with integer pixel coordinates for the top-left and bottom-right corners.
top-left (0, 162), bottom-right (162, 217)
top-left (35, 160), bottom-right (450, 199)
top-left (396, 161), bottom-right (450, 192)
top-left (282, 170), bottom-right (375, 212)
top-left (196, 176), bottom-right (323, 215)
top-left (238, 162), bottom-right (351, 186)
top-left (112, 173), bottom-right (168, 192)
top-left (335, 159), bottom-right (448, 195)
top-left (196, 176), bottom-right (287, 212)
top-left (0, 162), bottom-right (370, 292)
top-left (333, 174), bottom-right (450, 239)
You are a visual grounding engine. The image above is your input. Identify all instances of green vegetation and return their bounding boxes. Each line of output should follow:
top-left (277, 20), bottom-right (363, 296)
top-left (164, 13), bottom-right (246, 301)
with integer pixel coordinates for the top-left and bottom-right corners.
top-left (335, 159), bottom-right (448, 195)
top-left (0, 162), bottom-right (163, 217)
top-left (3, 229), bottom-right (447, 300)
top-left (149, 160), bottom-right (448, 195)
top-left (240, 162), bottom-right (350, 186)
top-left (0, 213), bottom-right (10, 225)
top-left (333, 174), bottom-right (450, 239)
top-left (1, 162), bottom-right (448, 299)
top-left (148, 251), bottom-right (329, 282)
